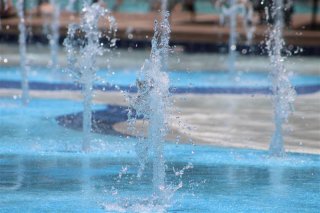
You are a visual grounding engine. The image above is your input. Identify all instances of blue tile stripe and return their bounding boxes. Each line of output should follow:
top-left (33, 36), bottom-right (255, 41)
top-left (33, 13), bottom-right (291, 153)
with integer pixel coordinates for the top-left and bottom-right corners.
top-left (0, 80), bottom-right (319, 95)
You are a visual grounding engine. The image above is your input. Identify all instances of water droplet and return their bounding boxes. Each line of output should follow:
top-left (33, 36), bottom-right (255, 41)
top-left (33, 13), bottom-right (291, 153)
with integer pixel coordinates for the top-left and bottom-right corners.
top-left (128, 33), bottom-right (133, 40)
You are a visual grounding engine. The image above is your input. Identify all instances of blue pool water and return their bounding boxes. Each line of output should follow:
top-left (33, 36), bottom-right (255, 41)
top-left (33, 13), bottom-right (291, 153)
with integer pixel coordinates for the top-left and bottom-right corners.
top-left (0, 98), bottom-right (319, 212)
top-left (0, 67), bottom-right (319, 94)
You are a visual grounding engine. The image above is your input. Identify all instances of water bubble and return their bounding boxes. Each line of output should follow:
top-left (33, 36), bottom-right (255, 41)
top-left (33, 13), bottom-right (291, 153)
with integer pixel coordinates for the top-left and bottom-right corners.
top-left (128, 33), bottom-right (133, 40)
top-left (110, 38), bottom-right (118, 47)
top-left (264, 7), bottom-right (269, 20)
top-left (241, 49), bottom-right (247, 54)
top-left (230, 45), bottom-right (236, 51)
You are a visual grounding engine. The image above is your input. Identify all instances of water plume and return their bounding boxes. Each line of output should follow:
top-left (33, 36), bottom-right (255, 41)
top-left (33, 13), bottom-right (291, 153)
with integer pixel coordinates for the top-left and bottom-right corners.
top-left (220, 0), bottom-right (255, 74)
top-left (64, 2), bottom-right (117, 152)
top-left (17, 0), bottom-right (29, 105)
top-left (267, 0), bottom-right (296, 157)
top-left (49, 0), bottom-right (60, 71)
top-left (128, 0), bottom-right (171, 202)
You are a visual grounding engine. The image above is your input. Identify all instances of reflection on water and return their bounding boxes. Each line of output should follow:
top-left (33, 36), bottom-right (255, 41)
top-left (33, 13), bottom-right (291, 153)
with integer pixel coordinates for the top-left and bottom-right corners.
top-left (0, 154), bottom-right (319, 212)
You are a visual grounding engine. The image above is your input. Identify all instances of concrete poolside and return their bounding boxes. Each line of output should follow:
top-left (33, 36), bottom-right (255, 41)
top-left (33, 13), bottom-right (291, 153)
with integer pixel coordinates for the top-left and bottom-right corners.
top-left (0, 88), bottom-right (319, 155)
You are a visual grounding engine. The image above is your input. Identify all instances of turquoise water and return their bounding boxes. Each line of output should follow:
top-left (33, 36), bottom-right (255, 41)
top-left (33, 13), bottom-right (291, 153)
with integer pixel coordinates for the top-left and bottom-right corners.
top-left (0, 98), bottom-right (319, 212)
top-left (0, 66), bottom-right (319, 89)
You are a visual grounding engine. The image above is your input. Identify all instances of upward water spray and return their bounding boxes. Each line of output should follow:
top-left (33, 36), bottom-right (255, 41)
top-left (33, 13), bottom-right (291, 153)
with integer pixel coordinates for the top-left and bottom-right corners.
top-left (267, 0), bottom-right (296, 157)
top-left (129, 0), bottom-right (171, 201)
top-left (17, 0), bottom-right (29, 105)
top-left (220, 0), bottom-right (255, 74)
top-left (49, 0), bottom-right (60, 71)
top-left (64, 2), bottom-right (116, 152)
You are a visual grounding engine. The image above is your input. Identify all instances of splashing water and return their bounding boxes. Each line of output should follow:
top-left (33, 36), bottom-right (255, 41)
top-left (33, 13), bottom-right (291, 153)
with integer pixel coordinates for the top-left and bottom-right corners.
top-left (17, 0), bottom-right (29, 105)
top-left (220, 0), bottom-right (255, 74)
top-left (129, 0), bottom-right (171, 203)
top-left (227, 0), bottom-right (237, 74)
top-left (267, 0), bottom-right (296, 157)
top-left (63, 3), bottom-right (117, 152)
top-left (49, 0), bottom-right (60, 71)
top-left (66, 0), bottom-right (76, 12)
top-left (82, 0), bottom-right (90, 7)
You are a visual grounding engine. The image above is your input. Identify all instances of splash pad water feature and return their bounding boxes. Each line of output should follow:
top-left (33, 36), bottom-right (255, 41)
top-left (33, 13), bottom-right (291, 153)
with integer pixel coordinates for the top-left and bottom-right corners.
top-left (16, 0), bottom-right (29, 105)
top-left (63, 1), bottom-right (116, 152)
top-left (0, 0), bottom-right (320, 212)
top-left (49, 0), bottom-right (60, 71)
top-left (267, 0), bottom-right (296, 157)
top-left (128, 0), bottom-right (171, 202)
top-left (0, 97), bottom-right (319, 212)
top-left (0, 96), bottom-right (319, 212)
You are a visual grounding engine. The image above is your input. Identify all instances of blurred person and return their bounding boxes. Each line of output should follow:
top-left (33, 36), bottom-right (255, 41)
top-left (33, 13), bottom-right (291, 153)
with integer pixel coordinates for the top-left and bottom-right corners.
top-left (251, 0), bottom-right (293, 26)
top-left (150, 0), bottom-right (161, 11)
top-left (112, 0), bottom-right (123, 12)
top-left (36, 0), bottom-right (54, 16)
top-left (0, 0), bottom-right (16, 18)
top-left (283, 0), bottom-right (294, 26)
top-left (169, 0), bottom-right (196, 21)
top-left (183, 0), bottom-right (196, 21)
